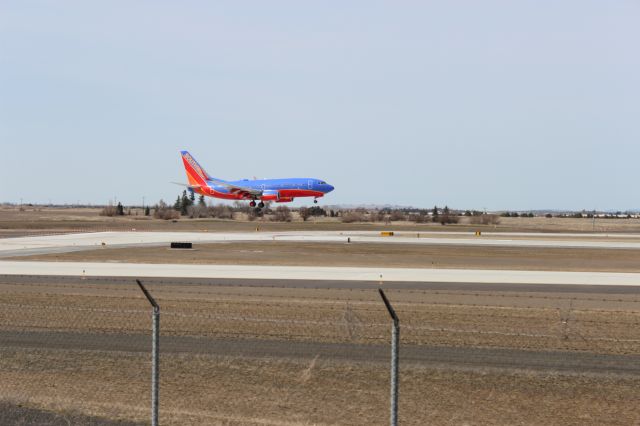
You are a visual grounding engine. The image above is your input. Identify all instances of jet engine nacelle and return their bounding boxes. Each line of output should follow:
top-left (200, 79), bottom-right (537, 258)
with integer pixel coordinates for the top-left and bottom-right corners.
top-left (261, 190), bottom-right (294, 203)
top-left (275, 197), bottom-right (294, 203)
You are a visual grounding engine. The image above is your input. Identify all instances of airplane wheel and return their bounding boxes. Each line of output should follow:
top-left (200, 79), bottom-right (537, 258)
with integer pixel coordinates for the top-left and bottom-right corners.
top-left (250, 201), bottom-right (256, 207)
top-left (258, 202), bottom-right (265, 208)
top-left (314, 199), bottom-right (318, 204)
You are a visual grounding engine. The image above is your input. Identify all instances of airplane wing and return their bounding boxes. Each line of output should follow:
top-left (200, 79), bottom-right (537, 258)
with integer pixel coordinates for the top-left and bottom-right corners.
top-left (207, 178), bottom-right (263, 198)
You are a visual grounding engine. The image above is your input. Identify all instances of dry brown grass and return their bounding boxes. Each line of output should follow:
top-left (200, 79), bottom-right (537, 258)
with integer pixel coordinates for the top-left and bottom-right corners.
top-left (17, 241), bottom-right (640, 273)
top-left (1, 348), bottom-right (639, 425)
top-left (2, 278), bottom-right (640, 424)
top-left (4, 206), bottom-right (640, 234)
top-left (1, 280), bottom-right (640, 354)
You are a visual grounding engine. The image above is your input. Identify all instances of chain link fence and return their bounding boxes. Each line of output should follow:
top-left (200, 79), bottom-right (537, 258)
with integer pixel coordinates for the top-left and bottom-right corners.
top-left (1, 275), bottom-right (640, 425)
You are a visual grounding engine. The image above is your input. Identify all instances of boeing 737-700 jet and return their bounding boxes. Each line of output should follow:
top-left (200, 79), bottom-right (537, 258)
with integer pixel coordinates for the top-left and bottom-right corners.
top-left (178, 151), bottom-right (334, 211)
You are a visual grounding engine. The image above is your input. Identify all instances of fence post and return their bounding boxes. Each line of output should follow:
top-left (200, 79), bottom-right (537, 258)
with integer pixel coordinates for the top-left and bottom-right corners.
top-left (378, 288), bottom-right (399, 426)
top-left (136, 279), bottom-right (160, 426)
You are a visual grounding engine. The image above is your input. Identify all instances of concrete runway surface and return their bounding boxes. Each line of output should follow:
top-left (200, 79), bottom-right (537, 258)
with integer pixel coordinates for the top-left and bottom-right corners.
top-left (4, 230), bottom-right (640, 259)
top-left (2, 259), bottom-right (640, 286)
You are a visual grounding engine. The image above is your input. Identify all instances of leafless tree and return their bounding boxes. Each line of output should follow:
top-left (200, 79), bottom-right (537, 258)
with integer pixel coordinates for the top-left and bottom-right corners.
top-left (341, 210), bottom-right (366, 223)
top-left (389, 210), bottom-right (406, 222)
top-left (99, 202), bottom-right (118, 217)
top-left (299, 207), bottom-right (311, 222)
top-left (187, 205), bottom-right (208, 218)
top-left (153, 200), bottom-right (180, 220)
top-left (271, 205), bottom-right (292, 222)
top-left (208, 204), bottom-right (234, 219)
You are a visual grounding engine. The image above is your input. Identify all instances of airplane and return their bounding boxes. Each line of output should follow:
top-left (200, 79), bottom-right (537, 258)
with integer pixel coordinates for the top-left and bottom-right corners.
top-left (178, 150), bottom-right (334, 211)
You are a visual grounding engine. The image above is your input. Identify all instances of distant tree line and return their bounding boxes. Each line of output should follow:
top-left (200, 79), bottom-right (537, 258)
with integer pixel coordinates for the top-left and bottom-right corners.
top-left (99, 194), bottom-right (640, 224)
top-left (337, 206), bottom-right (500, 225)
top-left (501, 212), bottom-right (535, 218)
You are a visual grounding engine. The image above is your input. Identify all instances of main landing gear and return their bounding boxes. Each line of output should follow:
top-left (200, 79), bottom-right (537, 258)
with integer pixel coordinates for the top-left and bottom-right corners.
top-left (314, 198), bottom-right (318, 204)
top-left (250, 200), bottom-right (265, 214)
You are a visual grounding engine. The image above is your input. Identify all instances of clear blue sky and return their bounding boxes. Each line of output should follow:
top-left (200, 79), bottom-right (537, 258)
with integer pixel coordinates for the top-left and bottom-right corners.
top-left (1, 1), bottom-right (638, 210)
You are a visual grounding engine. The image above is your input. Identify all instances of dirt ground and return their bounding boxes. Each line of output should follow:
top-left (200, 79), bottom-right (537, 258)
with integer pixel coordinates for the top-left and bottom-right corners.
top-left (4, 206), bottom-right (640, 235)
top-left (2, 348), bottom-right (638, 426)
top-left (0, 400), bottom-right (144, 426)
top-left (1, 276), bottom-right (640, 425)
top-left (18, 241), bottom-right (640, 273)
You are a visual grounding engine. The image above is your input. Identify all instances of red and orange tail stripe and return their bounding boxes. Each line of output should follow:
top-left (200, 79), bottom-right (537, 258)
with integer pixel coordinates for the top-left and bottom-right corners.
top-left (181, 152), bottom-right (208, 187)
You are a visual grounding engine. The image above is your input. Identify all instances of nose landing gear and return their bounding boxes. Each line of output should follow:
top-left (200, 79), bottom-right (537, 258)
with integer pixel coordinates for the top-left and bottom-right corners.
top-left (314, 198), bottom-right (318, 204)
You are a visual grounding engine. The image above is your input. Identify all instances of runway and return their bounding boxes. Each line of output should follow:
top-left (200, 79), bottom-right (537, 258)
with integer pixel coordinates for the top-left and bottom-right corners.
top-left (2, 259), bottom-right (640, 286)
top-left (4, 230), bottom-right (640, 259)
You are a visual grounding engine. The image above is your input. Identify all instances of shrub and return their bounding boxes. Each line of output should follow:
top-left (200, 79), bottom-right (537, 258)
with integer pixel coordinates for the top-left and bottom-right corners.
top-left (411, 214), bottom-right (428, 223)
top-left (299, 207), bottom-right (311, 222)
top-left (208, 204), bottom-right (234, 219)
top-left (370, 211), bottom-right (387, 223)
top-left (271, 206), bottom-right (292, 222)
top-left (153, 200), bottom-right (180, 220)
top-left (100, 204), bottom-right (118, 217)
top-left (307, 206), bottom-right (327, 217)
top-left (187, 205), bottom-right (209, 219)
top-left (246, 208), bottom-right (260, 221)
top-left (439, 215), bottom-right (459, 225)
top-left (389, 210), bottom-right (406, 221)
top-left (469, 214), bottom-right (501, 225)
top-left (341, 211), bottom-right (366, 223)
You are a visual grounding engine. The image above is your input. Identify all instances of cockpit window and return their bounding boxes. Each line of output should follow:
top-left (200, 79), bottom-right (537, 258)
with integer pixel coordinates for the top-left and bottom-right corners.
top-left (319, 181), bottom-right (326, 184)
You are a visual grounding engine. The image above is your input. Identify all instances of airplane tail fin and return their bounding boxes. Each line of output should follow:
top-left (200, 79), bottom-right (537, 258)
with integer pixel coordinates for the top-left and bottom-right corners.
top-left (180, 151), bottom-right (213, 187)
